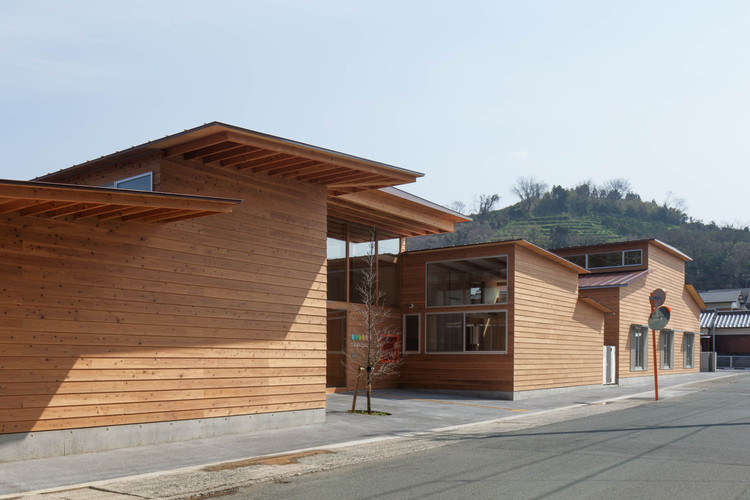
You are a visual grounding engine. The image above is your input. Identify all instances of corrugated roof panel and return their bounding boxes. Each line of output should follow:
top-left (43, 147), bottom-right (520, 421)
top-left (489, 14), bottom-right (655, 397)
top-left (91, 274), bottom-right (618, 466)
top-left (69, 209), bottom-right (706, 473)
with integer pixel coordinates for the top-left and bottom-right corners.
top-left (700, 311), bottom-right (716, 329)
top-left (700, 310), bottom-right (750, 329)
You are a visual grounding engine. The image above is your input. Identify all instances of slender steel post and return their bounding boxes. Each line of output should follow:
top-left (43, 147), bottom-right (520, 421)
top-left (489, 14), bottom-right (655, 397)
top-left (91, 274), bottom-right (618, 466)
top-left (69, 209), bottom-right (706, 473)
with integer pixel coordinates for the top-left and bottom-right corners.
top-left (650, 298), bottom-right (659, 401)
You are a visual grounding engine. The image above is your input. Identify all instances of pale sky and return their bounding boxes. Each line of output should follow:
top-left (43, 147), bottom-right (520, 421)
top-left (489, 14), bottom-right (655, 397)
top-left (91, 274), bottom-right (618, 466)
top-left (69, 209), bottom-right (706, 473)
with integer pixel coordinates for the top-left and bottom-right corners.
top-left (2, 1), bottom-right (749, 226)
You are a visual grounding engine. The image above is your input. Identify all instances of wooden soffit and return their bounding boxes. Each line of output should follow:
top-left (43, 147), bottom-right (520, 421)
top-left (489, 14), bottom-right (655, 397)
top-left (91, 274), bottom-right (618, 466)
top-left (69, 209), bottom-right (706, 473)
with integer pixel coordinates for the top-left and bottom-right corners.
top-left (36, 122), bottom-right (423, 196)
top-left (579, 297), bottom-right (614, 314)
top-left (328, 187), bottom-right (470, 238)
top-left (0, 180), bottom-right (240, 223)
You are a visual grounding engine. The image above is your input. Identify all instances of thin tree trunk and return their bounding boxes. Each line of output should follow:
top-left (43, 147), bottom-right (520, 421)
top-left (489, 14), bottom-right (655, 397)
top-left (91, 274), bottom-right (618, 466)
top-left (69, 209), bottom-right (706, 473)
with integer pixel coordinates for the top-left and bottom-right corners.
top-left (366, 370), bottom-right (372, 414)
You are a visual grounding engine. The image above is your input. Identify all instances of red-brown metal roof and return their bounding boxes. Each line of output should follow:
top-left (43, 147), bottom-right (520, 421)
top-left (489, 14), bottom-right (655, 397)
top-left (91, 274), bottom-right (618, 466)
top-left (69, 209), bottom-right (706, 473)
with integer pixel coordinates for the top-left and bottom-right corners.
top-left (578, 269), bottom-right (650, 289)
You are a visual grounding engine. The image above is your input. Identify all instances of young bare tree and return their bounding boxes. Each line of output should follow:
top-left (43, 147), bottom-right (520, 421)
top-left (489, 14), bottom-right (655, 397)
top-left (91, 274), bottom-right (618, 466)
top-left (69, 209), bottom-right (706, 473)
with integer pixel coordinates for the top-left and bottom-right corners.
top-left (476, 193), bottom-right (500, 218)
top-left (511, 176), bottom-right (548, 212)
top-left (348, 234), bottom-right (401, 414)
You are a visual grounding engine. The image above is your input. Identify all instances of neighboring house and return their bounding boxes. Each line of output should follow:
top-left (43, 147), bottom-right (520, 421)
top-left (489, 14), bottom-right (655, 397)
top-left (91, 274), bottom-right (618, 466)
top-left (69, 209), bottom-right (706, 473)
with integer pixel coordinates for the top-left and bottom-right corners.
top-left (699, 289), bottom-right (749, 311)
top-left (0, 123), bottom-right (467, 460)
top-left (700, 310), bottom-right (750, 355)
top-left (551, 240), bottom-right (704, 386)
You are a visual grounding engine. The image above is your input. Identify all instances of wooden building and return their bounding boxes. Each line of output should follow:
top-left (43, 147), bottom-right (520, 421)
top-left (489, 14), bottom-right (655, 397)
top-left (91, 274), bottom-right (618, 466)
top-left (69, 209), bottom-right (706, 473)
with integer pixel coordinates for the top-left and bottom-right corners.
top-left (391, 238), bottom-right (703, 399)
top-left (0, 123), bottom-right (465, 460)
top-left (551, 239), bottom-right (704, 385)
top-left (397, 241), bottom-right (607, 399)
top-left (0, 122), bottom-right (704, 460)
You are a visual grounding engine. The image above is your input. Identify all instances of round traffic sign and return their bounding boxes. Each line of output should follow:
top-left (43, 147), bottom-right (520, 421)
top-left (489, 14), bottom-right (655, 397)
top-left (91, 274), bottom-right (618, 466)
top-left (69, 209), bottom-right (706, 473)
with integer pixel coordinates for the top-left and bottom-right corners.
top-left (650, 289), bottom-right (666, 308)
top-left (648, 306), bottom-right (671, 330)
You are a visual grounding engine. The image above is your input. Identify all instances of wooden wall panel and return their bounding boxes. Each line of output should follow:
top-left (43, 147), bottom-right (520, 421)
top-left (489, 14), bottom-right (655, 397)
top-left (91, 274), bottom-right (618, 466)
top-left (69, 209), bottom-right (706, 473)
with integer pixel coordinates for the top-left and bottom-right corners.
top-left (513, 246), bottom-right (604, 392)
top-left (0, 158), bottom-right (328, 434)
top-left (47, 153), bottom-right (163, 190)
top-left (397, 243), bottom-right (516, 393)
top-left (617, 243), bottom-right (701, 379)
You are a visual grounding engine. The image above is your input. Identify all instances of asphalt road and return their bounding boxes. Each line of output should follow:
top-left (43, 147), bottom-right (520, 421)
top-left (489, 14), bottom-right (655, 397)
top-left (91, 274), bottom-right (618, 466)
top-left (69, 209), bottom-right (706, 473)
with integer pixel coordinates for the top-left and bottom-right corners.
top-left (231, 375), bottom-right (750, 500)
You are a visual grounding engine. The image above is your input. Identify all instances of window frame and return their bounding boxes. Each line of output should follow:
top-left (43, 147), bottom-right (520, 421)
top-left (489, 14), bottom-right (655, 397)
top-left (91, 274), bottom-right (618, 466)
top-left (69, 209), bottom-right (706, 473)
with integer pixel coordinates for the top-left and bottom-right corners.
top-left (402, 313), bottom-right (421, 354)
top-left (566, 249), bottom-right (643, 270)
top-left (425, 254), bottom-right (508, 308)
top-left (425, 310), bottom-right (508, 354)
top-left (630, 324), bottom-right (648, 371)
top-left (101, 172), bottom-right (154, 191)
top-left (660, 329), bottom-right (674, 370)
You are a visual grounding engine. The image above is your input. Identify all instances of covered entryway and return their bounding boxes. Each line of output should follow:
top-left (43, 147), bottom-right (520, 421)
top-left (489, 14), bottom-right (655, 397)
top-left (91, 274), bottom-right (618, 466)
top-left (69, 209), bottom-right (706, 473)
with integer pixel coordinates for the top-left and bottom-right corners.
top-left (326, 309), bottom-right (347, 388)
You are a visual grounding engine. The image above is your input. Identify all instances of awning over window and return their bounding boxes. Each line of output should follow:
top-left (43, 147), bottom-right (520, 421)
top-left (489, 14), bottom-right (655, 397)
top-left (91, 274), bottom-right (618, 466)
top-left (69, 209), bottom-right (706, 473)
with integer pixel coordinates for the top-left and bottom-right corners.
top-left (0, 180), bottom-right (241, 223)
top-left (578, 269), bottom-right (650, 289)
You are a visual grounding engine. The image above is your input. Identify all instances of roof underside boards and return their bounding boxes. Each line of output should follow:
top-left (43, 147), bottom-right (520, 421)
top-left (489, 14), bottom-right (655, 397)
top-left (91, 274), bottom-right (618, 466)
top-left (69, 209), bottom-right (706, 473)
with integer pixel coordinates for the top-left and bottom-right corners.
top-left (701, 310), bottom-right (750, 329)
top-left (0, 180), bottom-right (241, 223)
top-left (328, 188), bottom-right (470, 238)
top-left (35, 123), bottom-right (422, 197)
top-left (578, 269), bottom-right (650, 289)
top-left (579, 297), bottom-right (614, 314)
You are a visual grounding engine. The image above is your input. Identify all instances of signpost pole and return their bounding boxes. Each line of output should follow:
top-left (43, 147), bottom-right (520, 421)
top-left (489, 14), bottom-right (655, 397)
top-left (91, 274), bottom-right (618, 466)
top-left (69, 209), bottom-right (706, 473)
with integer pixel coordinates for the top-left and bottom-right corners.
top-left (648, 289), bottom-right (668, 402)
top-left (650, 299), bottom-right (659, 401)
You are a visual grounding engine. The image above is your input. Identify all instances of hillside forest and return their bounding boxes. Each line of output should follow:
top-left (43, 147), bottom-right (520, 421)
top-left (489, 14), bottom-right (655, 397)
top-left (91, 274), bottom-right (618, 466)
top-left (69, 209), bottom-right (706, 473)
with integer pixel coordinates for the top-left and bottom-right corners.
top-left (406, 177), bottom-right (750, 291)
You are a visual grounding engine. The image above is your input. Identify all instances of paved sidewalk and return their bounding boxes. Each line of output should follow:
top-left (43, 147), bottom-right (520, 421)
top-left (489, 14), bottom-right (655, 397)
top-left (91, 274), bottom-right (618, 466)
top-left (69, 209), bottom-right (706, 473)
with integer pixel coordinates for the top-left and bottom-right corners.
top-left (0, 372), bottom-right (739, 499)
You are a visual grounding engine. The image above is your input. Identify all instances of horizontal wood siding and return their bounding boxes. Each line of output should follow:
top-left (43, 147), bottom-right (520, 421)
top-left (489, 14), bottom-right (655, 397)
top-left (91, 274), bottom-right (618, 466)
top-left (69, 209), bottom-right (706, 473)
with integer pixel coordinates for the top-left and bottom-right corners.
top-left (513, 246), bottom-right (604, 392)
top-left (397, 244), bottom-right (515, 393)
top-left (618, 243), bottom-right (701, 379)
top-left (50, 153), bottom-right (163, 191)
top-left (579, 287), bottom-right (621, 377)
top-left (0, 158), bottom-right (327, 434)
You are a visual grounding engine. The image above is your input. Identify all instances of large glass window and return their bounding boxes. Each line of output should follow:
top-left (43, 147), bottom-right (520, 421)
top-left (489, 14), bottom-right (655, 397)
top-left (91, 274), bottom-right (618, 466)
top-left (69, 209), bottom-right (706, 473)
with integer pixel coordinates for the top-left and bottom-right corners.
top-left (349, 239), bottom-right (374, 304)
top-left (426, 311), bottom-right (507, 353)
top-left (630, 324), bottom-right (647, 371)
top-left (326, 218), bottom-right (401, 305)
top-left (426, 256), bottom-right (508, 307)
top-left (403, 314), bottom-right (420, 353)
top-left (378, 237), bottom-right (400, 306)
top-left (587, 251), bottom-right (622, 268)
top-left (565, 249), bottom-right (642, 270)
top-left (327, 220), bottom-right (348, 302)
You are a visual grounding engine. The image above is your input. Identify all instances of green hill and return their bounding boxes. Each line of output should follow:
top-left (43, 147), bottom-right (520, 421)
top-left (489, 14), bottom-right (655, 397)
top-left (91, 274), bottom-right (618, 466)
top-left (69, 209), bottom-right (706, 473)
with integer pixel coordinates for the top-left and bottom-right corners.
top-left (407, 183), bottom-right (750, 291)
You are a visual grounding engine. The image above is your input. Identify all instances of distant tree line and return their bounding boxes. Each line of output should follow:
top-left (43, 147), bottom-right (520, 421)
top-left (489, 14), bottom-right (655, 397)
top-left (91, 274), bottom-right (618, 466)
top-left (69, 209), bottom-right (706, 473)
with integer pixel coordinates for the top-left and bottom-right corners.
top-left (408, 177), bottom-right (749, 290)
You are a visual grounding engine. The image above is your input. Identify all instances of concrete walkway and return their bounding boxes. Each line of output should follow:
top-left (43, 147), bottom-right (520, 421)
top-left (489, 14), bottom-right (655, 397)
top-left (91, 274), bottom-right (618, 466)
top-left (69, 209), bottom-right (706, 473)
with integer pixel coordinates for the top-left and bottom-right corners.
top-left (0, 372), bottom-right (738, 499)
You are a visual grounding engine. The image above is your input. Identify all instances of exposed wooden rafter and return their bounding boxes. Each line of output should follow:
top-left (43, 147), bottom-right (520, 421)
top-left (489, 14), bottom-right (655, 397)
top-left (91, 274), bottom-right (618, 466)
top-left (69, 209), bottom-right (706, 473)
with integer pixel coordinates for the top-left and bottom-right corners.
top-left (0, 180), bottom-right (241, 223)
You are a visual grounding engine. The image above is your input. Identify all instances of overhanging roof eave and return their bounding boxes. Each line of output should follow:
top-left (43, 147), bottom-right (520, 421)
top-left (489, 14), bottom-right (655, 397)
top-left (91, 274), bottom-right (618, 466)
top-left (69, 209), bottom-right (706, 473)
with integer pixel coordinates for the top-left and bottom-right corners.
top-left (0, 179), bottom-right (241, 222)
top-left (35, 122), bottom-right (423, 189)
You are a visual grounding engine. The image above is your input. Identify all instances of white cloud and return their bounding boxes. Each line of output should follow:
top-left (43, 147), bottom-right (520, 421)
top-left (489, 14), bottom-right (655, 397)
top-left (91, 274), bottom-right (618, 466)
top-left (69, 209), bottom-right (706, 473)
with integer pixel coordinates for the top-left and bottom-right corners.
top-left (508, 150), bottom-right (529, 162)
